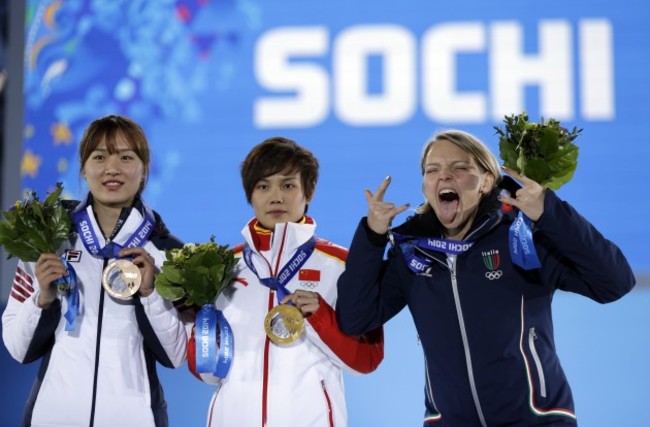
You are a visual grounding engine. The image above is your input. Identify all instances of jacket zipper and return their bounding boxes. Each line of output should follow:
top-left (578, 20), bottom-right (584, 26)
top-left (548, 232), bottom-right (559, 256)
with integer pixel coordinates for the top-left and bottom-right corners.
top-left (320, 380), bottom-right (335, 427)
top-left (89, 257), bottom-right (108, 427)
top-left (449, 257), bottom-right (488, 427)
top-left (261, 224), bottom-right (289, 426)
top-left (261, 290), bottom-right (273, 427)
top-left (528, 327), bottom-right (547, 398)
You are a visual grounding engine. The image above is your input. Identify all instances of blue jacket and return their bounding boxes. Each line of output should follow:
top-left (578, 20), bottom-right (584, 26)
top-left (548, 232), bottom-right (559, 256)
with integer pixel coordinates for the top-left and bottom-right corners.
top-left (336, 188), bottom-right (635, 426)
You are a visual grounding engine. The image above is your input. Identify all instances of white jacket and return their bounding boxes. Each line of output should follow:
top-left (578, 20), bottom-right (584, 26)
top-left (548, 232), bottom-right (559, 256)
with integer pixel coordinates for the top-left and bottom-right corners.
top-left (1, 198), bottom-right (187, 427)
top-left (188, 218), bottom-right (384, 427)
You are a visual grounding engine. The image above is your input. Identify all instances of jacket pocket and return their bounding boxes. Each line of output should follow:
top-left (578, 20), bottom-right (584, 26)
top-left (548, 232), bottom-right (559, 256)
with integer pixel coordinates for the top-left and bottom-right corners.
top-left (528, 327), bottom-right (547, 398)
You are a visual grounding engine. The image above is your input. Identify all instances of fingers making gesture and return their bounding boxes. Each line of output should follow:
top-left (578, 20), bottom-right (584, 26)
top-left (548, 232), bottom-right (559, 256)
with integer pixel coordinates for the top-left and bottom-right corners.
top-left (365, 176), bottom-right (410, 235)
top-left (498, 166), bottom-right (546, 222)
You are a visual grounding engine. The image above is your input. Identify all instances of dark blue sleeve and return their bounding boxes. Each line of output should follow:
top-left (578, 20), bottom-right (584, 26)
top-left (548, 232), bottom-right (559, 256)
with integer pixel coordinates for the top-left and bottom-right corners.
top-left (22, 299), bottom-right (61, 363)
top-left (534, 190), bottom-right (635, 303)
top-left (336, 218), bottom-right (408, 335)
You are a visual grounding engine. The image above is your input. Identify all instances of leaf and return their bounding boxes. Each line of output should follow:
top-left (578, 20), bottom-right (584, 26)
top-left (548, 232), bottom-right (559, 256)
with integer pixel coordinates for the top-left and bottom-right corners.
top-left (544, 167), bottom-right (577, 191)
top-left (159, 264), bottom-right (184, 284)
top-left (44, 183), bottom-right (64, 205)
top-left (523, 158), bottom-right (551, 185)
top-left (537, 127), bottom-right (559, 156)
top-left (499, 137), bottom-right (519, 171)
top-left (156, 283), bottom-right (186, 301)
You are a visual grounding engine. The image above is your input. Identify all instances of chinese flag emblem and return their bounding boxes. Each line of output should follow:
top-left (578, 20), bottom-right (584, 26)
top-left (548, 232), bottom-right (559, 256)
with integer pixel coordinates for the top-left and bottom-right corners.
top-left (299, 269), bottom-right (321, 282)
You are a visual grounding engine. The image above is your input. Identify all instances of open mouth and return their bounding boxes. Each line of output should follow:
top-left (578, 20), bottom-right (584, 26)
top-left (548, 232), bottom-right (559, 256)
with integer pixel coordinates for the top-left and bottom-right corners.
top-left (438, 189), bottom-right (459, 223)
top-left (438, 189), bottom-right (459, 203)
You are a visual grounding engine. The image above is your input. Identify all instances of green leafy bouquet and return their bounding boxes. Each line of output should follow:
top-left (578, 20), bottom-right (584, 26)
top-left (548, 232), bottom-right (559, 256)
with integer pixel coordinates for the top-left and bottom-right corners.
top-left (494, 112), bottom-right (582, 190)
top-left (155, 237), bottom-right (237, 306)
top-left (0, 182), bottom-right (71, 262)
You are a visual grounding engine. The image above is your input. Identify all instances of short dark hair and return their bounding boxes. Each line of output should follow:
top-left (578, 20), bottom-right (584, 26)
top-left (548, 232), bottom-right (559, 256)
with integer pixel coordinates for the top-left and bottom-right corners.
top-left (79, 115), bottom-right (150, 193)
top-left (240, 137), bottom-right (319, 203)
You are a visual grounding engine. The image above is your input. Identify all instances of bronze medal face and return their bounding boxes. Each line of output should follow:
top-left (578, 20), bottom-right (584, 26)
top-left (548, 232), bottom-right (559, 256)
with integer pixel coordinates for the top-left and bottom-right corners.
top-left (264, 304), bottom-right (304, 345)
top-left (102, 259), bottom-right (141, 299)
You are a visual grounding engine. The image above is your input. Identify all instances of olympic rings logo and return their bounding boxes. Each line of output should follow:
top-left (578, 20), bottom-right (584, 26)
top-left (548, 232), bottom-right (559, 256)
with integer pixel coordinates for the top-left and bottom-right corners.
top-left (485, 270), bottom-right (503, 280)
top-left (300, 281), bottom-right (318, 289)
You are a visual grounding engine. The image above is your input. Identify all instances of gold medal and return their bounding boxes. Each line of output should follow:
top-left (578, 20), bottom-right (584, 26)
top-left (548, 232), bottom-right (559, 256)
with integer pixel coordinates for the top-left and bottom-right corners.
top-left (102, 259), bottom-right (142, 299)
top-left (264, 304), bottom-right (304, 345)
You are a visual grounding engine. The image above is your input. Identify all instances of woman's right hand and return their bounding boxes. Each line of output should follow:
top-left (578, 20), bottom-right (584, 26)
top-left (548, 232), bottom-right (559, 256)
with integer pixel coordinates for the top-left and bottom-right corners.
top-left (365, 176), bottom-right (410, 235)
top-left (35, 253), bottom-right (67, 308)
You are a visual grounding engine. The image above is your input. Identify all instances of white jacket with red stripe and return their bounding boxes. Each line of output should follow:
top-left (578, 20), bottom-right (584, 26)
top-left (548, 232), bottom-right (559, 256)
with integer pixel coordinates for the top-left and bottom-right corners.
top-left (1, 199), bottom-right (187, 427)
top-left (188, 218), bottom-right (384, 427)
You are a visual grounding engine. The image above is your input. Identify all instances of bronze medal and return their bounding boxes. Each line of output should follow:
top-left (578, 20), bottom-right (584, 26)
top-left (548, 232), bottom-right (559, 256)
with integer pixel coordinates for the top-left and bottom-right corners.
top-left (102, 259), bottom-right (141, 299)
top-left (264, 304), bottom-right (304, 345)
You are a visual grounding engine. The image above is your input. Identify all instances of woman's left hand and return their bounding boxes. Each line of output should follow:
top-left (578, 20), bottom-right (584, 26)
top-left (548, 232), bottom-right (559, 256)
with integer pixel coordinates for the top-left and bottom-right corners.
top-left (280, 289), bottom-right (320, 317)
top-left (119, 247), bottom-right (157, 297)
top-left (498, 166), bottom-right (546, 222)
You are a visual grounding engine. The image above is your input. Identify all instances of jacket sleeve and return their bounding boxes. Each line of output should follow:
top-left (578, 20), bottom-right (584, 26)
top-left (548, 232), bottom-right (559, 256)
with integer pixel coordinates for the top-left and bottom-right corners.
top-left (306, 295), bottom-right (384, 374)
top-left (335, 218), bottom-right (408, 336)
top-left (534, 190), bottom-right (636, 303)
top-left (134, 238), bottom-right (189, 368)
top-left (1, 261), bottom-right (62, 363)
top-left (135, 290), bottom-right (188, 368)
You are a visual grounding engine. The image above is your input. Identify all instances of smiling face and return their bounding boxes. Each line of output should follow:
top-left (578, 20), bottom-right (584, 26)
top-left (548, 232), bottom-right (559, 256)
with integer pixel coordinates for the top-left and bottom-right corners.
top-left (423, 139), bottom-right (494, 240)
top-left (251, 170), bottom-right (309, 230)
top-left (82, 133), bottom-right (145, 211)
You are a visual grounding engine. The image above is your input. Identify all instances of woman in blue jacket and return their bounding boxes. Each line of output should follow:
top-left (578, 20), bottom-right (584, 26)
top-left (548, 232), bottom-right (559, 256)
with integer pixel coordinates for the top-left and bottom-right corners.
top-left (336, 129), bottom-right (635, 426)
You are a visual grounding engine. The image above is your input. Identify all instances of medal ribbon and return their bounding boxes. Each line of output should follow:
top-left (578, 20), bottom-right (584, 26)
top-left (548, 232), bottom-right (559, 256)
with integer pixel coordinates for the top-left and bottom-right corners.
top-left (73, 203), bottom-right (156, 260)
top-left (508, 211), bottom-right (541, 270)
top-left (242, 236), bottom-right (316, 303)
top-left (64, 201), bottom-right (156, 328)
top-left (54, 256), bottom-right (79, 331)
top-left (195, 304), bottom-right (233, 378)
top-left (390, 232), bottom-right (474, 274)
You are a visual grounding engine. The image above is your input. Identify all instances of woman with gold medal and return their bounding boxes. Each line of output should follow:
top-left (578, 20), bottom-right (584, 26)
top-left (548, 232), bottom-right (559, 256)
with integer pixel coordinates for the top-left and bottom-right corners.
top-left (2, 115), bottom-right (188, 427)
top-left (187, 137), bottom-right (384, 427)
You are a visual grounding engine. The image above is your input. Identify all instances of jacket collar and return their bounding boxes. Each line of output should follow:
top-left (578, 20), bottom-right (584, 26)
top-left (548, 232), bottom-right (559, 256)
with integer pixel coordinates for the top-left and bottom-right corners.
top-left (242, 217), bottom-right (316, 254)
top-left (71, 192), bottom-right (165, 245)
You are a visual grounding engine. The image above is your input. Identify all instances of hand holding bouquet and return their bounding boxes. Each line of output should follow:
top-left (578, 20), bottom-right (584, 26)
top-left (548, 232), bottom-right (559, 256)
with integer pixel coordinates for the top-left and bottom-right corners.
top-left (0, 183), bottom-right (79, 329)
top-left (156, 236), bottom-right (237, 380)
top-left (494, 112), bottom-right (582, 190)
top-left (495, 113), bottom-right (582, 270)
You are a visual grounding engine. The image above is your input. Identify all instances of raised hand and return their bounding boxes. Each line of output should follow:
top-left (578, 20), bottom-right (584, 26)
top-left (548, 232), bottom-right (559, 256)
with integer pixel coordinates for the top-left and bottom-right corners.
top-left (365, 176), bottom-right (410, 235)
top-left (498, 166), bottom-right (546, 222)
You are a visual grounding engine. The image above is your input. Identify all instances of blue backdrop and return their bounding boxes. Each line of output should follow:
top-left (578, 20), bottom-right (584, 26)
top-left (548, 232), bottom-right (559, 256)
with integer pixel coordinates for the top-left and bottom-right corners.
top-left (2, 0), bottom-right (649, 426)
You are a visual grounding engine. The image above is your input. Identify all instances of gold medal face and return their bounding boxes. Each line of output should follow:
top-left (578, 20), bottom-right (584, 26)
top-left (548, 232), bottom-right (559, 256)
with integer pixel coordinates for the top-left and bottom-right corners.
top-left (102, 259), bottom-right (142, 299)
top-left (264, 304), bottom-right (304, 345)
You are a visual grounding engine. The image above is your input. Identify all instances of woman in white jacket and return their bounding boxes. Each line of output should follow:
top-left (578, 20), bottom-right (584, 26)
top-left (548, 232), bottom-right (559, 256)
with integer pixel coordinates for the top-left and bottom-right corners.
top-left (187, 137), bottom-right (384, 427)
top-left (2, 115), bottom-right (187, 427)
